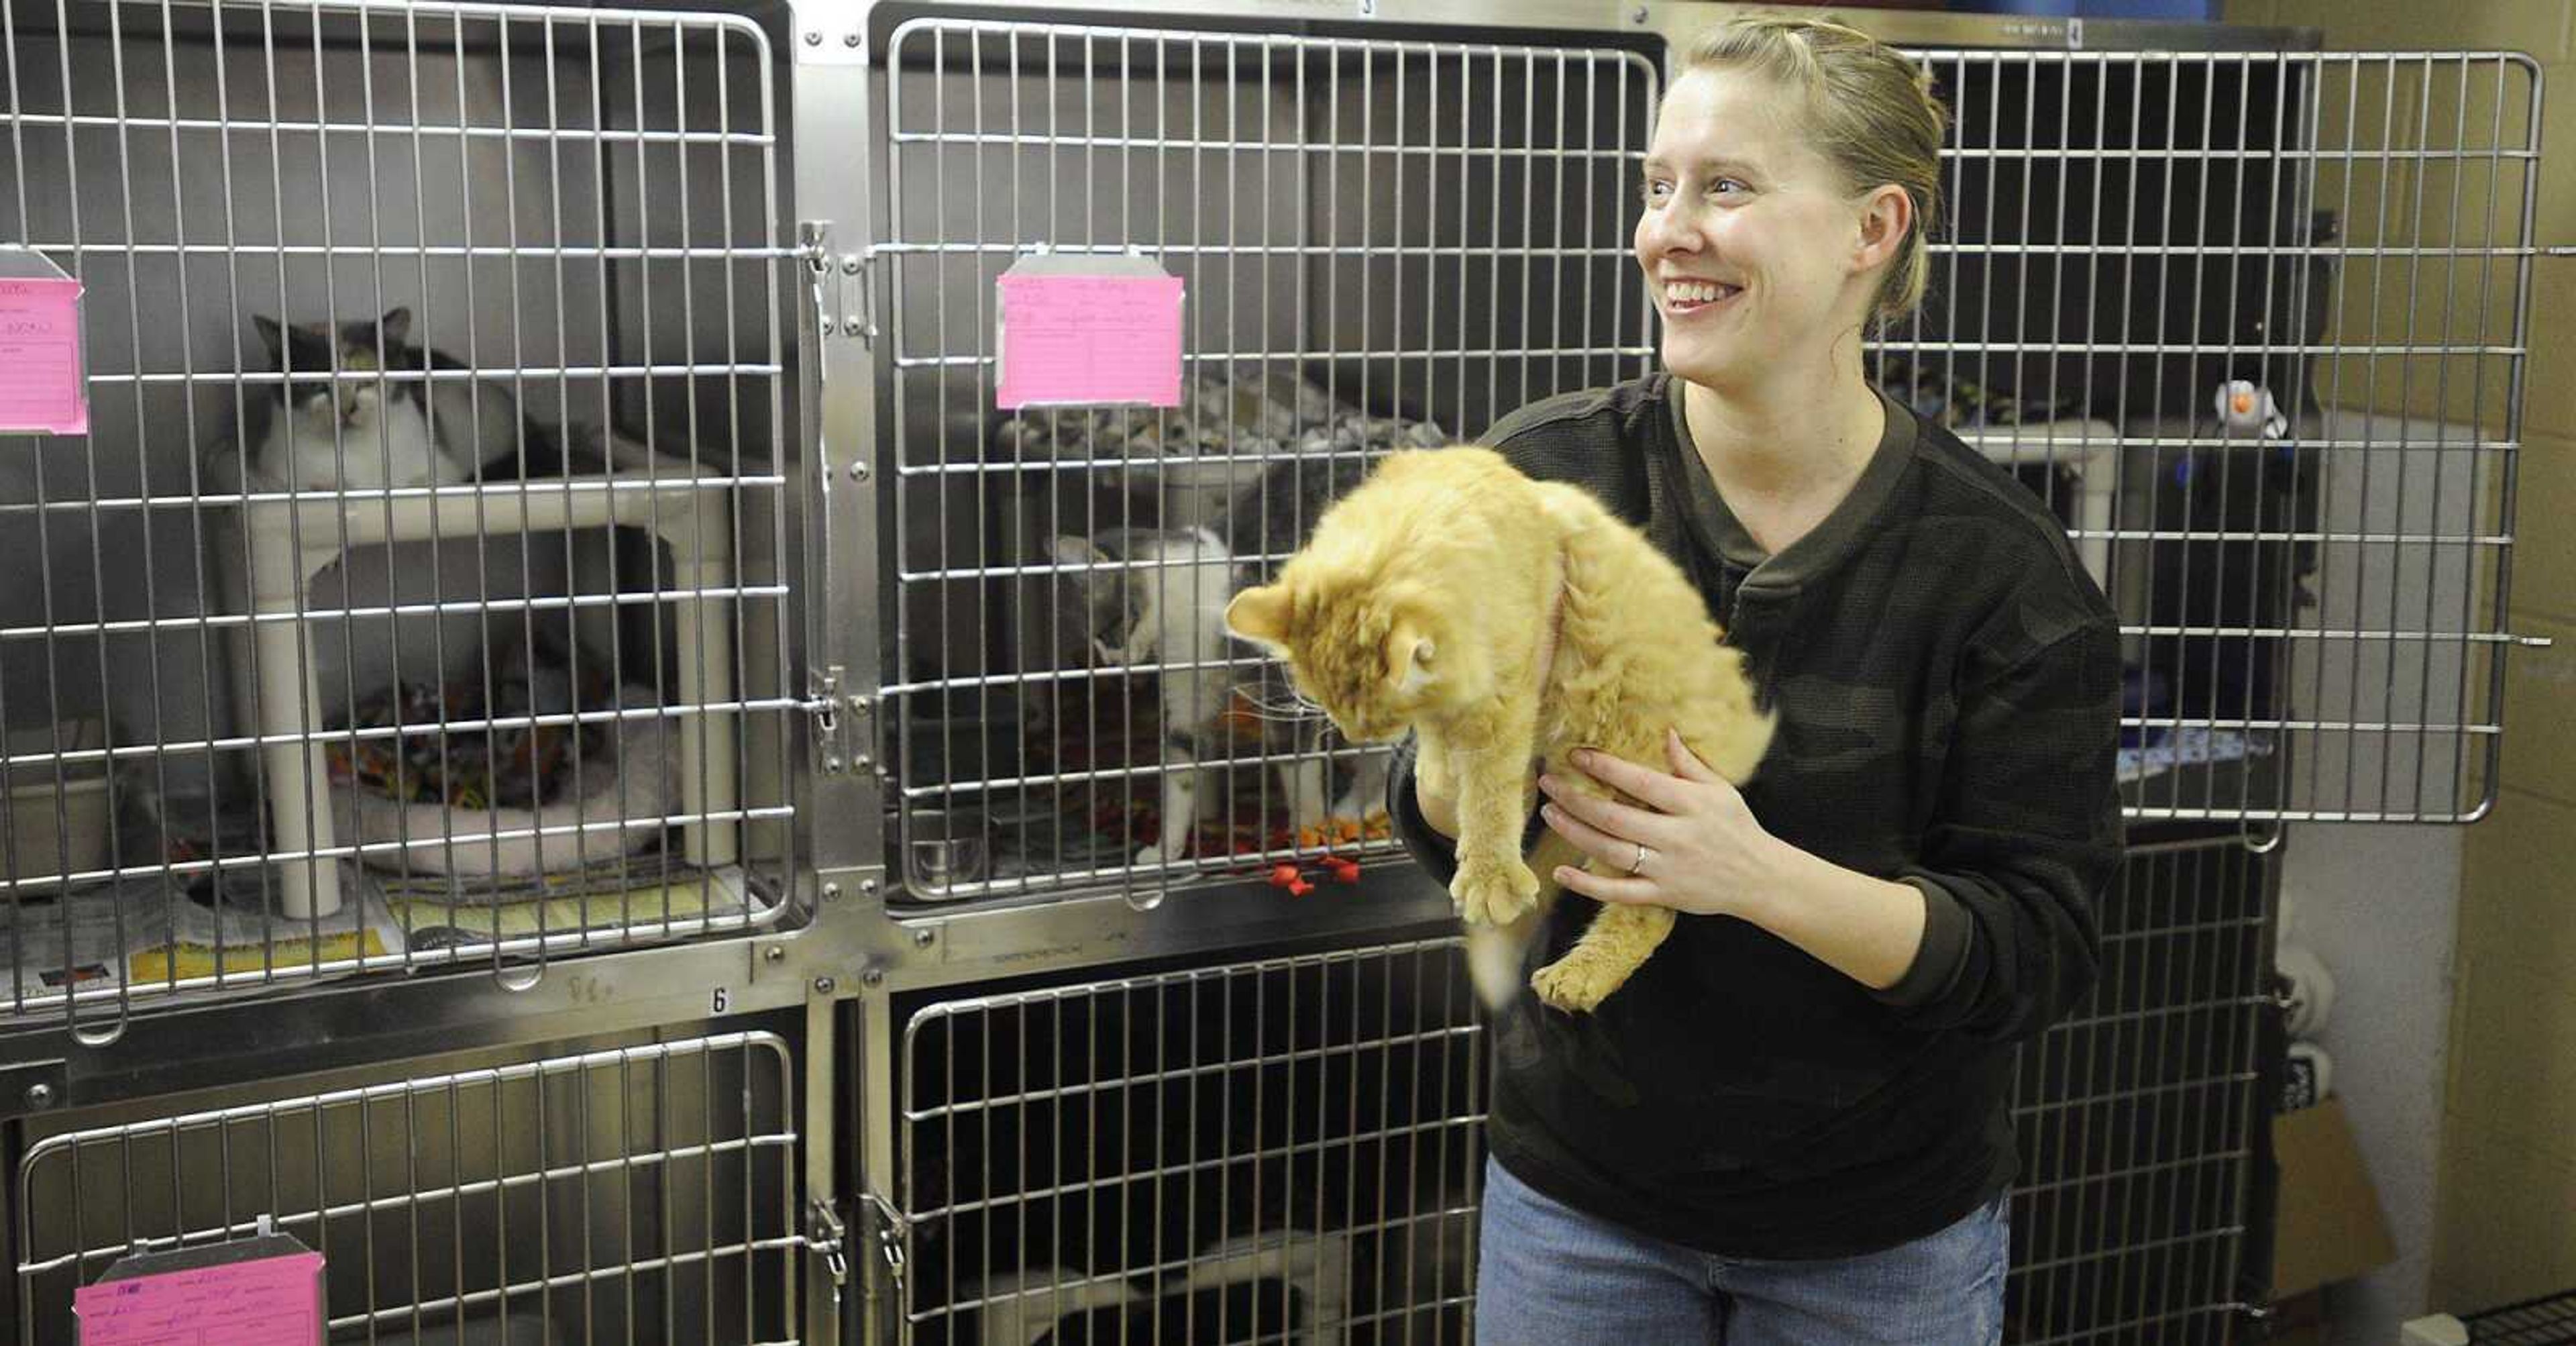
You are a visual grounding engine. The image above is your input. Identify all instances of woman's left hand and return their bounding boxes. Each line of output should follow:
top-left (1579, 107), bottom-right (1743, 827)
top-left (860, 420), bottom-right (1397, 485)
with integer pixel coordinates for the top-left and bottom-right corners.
top-left (1537, 729), bottom-right (1782, 918)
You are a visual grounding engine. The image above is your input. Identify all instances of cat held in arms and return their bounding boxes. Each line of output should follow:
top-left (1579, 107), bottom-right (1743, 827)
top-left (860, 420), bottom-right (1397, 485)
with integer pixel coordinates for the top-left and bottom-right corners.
top-left (1224, 448), bottom-right (1774, 1013)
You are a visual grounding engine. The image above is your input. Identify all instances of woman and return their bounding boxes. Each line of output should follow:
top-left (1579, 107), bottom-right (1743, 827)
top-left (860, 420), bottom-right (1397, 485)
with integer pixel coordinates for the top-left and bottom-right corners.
top-left (1391, 17), bottom-right (2124, 1344)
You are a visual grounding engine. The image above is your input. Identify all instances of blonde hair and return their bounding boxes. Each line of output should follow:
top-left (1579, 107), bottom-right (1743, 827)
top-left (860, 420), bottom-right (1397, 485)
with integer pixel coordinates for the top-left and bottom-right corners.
top-left (1680, 15), bottom-right (1949, 324)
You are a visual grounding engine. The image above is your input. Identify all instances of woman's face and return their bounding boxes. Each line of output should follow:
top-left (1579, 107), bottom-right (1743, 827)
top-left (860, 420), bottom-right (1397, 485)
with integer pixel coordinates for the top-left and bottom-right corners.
top-left (1634, 68), bottom-right (1892, 391)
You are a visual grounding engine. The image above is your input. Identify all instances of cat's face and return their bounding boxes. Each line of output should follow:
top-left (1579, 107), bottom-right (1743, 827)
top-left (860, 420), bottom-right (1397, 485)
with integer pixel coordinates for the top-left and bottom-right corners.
top-left (1224, 568), bottom-right (1444, 745)
top-left (253, 307), bottom-right (413, 432)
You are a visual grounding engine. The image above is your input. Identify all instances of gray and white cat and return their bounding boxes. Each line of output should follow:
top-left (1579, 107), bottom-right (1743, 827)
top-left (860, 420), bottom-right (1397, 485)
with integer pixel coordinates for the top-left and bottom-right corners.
top-left (250, 307), bottom-right (581, 490)
top-left (1052, 452), bottom-right (1385, 866)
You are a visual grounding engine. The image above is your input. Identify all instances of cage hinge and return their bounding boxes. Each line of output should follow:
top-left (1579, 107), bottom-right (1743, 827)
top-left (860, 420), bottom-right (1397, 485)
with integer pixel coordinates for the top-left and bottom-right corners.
top-left (859, 1188), bottom-right (908, 1295)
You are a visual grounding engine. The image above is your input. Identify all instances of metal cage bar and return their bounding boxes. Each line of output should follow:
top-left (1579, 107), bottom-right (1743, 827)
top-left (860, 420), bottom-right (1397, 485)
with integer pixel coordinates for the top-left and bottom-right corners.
top-left (12, 1030), bottom-right (806, 1345)
top-left (0, 0), bottom-right (802, 1030)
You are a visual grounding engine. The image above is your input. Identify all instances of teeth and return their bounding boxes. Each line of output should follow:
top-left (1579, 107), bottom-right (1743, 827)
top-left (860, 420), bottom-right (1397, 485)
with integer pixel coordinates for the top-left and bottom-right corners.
top-left (1668, 280), bottom-right (1731, 305)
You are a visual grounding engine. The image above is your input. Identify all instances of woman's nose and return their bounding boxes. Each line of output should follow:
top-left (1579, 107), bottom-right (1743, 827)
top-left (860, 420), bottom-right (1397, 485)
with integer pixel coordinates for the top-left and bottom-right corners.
top-left (1638, 201), bottom-right (1702, 257)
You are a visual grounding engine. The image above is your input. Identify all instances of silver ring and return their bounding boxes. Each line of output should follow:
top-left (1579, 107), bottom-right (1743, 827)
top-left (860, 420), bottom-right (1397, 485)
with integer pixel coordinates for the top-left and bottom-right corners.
top-left (1627, 842), bottom-right (1652, 877)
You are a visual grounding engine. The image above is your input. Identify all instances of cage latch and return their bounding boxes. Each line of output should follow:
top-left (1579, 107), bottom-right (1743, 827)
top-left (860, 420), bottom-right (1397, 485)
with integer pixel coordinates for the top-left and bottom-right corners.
top-left (857, 1186), bottom-right (908, 1296)
top-left (808, 1196), bottom-right (851, 1307)
top-left (807, 664), bottom-right (863, 774)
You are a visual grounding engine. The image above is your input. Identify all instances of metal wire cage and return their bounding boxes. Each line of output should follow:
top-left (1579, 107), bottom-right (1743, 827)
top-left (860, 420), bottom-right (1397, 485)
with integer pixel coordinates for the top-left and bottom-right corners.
top-left (893, 938), bottom-right (1483, 1345)
top-left (11, 1031), bottom-right (805, 1345)
top-left (869, 18), bottom-right (2544, 919)
top-left (0, 0), bottom-right (802, 1025)
top-left (877, 19), bottom-right (1661, 907)
top-left (2006, 838), bottom-right (2274, 1345)
top-left (1902, 48), bottom-right (2540, 827)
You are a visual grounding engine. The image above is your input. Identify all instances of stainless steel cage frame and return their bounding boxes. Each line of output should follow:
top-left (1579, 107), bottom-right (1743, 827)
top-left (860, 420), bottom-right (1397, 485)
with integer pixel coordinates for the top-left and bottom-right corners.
top-left (0, 1), bottom-right (2547, 1343)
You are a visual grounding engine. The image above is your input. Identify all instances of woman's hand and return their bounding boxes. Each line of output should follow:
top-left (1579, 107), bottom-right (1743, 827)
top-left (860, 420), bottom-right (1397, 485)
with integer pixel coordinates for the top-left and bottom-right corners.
top-left (1538, 729), bottom-right (1931, 992)
top-left (1536, 730), bottom-right (1780, 918)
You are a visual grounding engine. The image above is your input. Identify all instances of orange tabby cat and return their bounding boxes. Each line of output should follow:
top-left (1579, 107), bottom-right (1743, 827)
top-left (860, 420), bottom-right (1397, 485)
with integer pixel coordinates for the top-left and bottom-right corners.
top-left (1224, 448), bottom-right (1774, 1011)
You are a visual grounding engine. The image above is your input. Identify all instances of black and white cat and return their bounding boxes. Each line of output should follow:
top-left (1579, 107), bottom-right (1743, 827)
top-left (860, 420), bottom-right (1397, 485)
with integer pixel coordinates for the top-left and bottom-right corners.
top-left (250, 307), bottom-right (586, 490)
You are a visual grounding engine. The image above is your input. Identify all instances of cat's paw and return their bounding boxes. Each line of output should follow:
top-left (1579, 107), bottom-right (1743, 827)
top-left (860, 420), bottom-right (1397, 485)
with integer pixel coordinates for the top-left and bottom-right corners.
top-left (1451, 856), bottom-right (1539, 927)
top-left (1529, 951), bottom-right (1634, 1013)
top-left (1134, 844), bottom-right (1170, 866)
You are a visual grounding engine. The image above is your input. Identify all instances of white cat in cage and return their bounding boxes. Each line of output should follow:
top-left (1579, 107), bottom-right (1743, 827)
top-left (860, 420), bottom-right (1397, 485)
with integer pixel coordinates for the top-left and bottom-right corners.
top-left (1051, 525), bottom-right (1384, 867)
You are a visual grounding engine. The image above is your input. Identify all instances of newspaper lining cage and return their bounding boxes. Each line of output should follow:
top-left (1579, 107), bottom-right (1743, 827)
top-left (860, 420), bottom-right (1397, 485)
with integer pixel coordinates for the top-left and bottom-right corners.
top-left (0, 1), bottom-right (804, 1027)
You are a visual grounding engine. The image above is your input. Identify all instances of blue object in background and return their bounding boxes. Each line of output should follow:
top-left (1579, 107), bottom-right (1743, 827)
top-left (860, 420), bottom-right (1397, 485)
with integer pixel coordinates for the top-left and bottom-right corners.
top-left (1947, 0), bottom-right (2221, 18)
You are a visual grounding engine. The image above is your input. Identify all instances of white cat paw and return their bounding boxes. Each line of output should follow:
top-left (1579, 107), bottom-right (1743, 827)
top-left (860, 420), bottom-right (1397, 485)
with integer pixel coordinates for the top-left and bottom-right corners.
top-left (1134, 844), bottom-right (1170, 866)
top-left (1450, 856), bottom-right (1539, 927)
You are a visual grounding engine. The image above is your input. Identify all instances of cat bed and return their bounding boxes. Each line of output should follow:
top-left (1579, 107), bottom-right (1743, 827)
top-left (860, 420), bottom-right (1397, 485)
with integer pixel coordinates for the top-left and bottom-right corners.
top-left (994, 368), bottom-right (1448, 525)
top-left (328, 683), bottom-right (678, 880)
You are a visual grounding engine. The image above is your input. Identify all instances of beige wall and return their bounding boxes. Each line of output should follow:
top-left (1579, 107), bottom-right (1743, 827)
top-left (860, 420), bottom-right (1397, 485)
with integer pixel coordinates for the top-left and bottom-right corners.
top-left (2229, 0), bottom-right (2576, 1316)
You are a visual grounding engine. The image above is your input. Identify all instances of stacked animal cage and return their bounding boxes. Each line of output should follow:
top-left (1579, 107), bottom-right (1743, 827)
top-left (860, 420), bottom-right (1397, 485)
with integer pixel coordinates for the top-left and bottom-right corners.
top-left (0, 0), bottom-right (804, 1032)
top-left (0, 0), bottom-right (2546, 1343)
top-left (843, 5), bottom-right (2545, 1345)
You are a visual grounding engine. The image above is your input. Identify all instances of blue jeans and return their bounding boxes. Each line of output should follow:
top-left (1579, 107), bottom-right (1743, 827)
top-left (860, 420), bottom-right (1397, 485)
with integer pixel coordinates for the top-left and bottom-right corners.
top-left (1474, 1157), bottom-right (2008, 1345)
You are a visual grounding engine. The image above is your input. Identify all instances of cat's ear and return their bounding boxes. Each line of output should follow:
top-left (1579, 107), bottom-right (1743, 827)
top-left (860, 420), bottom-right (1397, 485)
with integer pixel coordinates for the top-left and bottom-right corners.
top-left (1224, 584), bottom-right (1291, 649)
top-left (378, 307), bottom-right (413, 347)
top-left (1384, 619), bottom-right (1437, 695)
top-left (251, 315), bottom-right (283, 358)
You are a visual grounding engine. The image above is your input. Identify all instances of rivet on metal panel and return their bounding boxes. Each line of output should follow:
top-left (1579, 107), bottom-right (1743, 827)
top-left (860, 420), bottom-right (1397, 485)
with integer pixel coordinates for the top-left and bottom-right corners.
top-left (912, 927), bottom-right (936, 948)
top-left (843, 256), bottom-right (863, 276)
top-left (861, 966), bottom-right (885, 987)
top-left (848, 460), bottom-right (870, 482)
top-left (822, 881), bottom-right (843, 902)
top-left (844, 32), bottom-right (862, 49)
top-left (853, 754), bottom-right (874, 771)
top-left (819, 317), bottom-right (837, 336)
top-left (1631, 5), bottom-right (1649, 22)
top-left (804, 30), bottom-right (822, 46)
top-left (814, 976), bottom-right (838, 995)
top-left (764, 945), bottom-right (787, 964)
top-left (846, 694), bottom-right (873, 715)
top-left (824, 756), bottom-right (844, 774)
top-left (23, 1082), bottom-right (54, 1110)
top-left (860, 878), bottom-right (880, 895)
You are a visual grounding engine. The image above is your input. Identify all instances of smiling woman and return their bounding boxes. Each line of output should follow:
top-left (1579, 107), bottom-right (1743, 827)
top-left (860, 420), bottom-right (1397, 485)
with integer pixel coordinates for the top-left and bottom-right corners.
top-left (1387, 15), bottom-right (2124, 1346)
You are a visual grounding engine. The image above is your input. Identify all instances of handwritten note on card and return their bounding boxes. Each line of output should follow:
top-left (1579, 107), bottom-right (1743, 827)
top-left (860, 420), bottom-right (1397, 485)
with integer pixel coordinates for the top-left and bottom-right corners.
top-left (0, 249), bottom-right (87, 435)
top-left (996, 255), bottom-right (1184, 410)
top-left (74, 1249), bottom-right (323, 1345)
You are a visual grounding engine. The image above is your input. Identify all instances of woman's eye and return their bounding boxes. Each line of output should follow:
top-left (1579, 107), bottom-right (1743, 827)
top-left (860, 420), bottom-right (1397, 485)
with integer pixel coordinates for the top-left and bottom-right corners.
top-left (1639, 178), bottom-right (1673, 205)
top-left (1710, 177), bottom-right (1746, 197)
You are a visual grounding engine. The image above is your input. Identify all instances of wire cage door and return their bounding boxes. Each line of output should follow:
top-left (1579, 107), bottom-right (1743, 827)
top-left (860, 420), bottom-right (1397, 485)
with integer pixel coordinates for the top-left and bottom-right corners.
top-left (894, 939), bottom-right (1484, 1346)
top-left (0, 0), bottom-right (803, 1027)
top-left (12, 1032), bottom-right (806, 1345)
top-left (875, 17), bottom-right (1660, 907)
top-left (1892, 47), bottom-right (2543, 826)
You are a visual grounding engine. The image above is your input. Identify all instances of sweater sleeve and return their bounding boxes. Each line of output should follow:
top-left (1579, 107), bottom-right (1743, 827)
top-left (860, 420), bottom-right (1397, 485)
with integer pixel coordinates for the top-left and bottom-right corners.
top-left (1880, 612), bottom-right (2124, 1042)
top-left (1385, 733), bottom-right (1462, 888)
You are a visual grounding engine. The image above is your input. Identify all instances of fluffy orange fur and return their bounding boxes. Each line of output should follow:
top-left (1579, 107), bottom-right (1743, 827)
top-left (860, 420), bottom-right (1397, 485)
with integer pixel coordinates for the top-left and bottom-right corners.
top-left (1226, 448), bottom-right (1774, 1011)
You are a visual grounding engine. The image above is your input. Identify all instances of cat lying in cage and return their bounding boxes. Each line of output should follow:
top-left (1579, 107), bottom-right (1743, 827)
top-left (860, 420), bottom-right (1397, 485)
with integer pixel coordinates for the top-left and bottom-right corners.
top-left (1223, 448), bottom-right (1773, 1011)
top-left (246, 306), bottom-right (635, 490)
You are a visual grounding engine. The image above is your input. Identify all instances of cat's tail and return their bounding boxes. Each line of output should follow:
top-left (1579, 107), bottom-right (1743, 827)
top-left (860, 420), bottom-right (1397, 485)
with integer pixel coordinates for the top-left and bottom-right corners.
top-left (1462, 831), bottom-right (1577, 1012)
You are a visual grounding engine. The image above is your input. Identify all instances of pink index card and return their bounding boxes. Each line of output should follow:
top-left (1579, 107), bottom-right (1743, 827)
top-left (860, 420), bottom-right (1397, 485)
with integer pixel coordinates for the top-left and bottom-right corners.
top-left (996, 259), bottom-right (1184, 410)
top-left (0, 271), bottom-right (87, 435)
top-left (74, 1250), bottom-right (323, 1345)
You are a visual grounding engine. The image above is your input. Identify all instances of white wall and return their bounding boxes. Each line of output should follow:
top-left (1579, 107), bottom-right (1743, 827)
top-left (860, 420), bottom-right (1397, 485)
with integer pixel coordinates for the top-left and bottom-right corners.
top-left (2279, 823), bottom-right (2464, 1345)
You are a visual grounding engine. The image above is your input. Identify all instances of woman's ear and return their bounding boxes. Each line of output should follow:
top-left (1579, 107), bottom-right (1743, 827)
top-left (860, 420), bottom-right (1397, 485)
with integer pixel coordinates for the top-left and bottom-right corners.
top-left (1852, 183), bottom-right (1914, 277)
